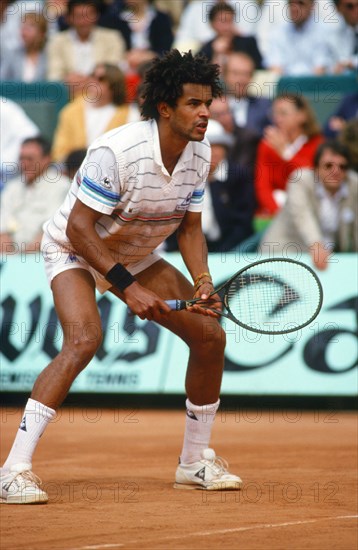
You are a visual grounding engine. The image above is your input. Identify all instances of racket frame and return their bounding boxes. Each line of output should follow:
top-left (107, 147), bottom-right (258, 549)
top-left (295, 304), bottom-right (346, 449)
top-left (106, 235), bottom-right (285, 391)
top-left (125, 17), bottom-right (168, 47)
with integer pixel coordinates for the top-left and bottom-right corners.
top-left (167, 258), bottom-right (324, 335)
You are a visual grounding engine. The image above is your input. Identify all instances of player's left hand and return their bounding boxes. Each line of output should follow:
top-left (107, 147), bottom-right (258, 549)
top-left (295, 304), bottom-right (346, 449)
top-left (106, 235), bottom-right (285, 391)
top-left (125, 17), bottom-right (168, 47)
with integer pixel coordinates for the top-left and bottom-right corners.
top-left (188, 282), bottom-right (221, 317)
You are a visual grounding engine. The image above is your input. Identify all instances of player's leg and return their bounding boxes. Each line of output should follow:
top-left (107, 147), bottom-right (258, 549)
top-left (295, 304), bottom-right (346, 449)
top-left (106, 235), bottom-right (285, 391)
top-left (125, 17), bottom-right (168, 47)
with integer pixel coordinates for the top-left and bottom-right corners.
top-left (112, 259), bottom-right (242, 490)
top-left (132, 259), bottom-right (226, 404)
top-left (31, 269), bottom-right (102, 408)
top-left (1, 269), bottom-right (102, 504)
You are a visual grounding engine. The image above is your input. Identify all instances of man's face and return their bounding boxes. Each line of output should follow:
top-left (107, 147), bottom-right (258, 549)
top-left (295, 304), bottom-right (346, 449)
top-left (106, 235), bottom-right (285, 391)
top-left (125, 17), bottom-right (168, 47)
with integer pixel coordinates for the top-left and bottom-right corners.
top-left (209, 97), bottom-right (235, 133)
top-left (316, 149), bottom-right (349, 194)
top-left (224, 54), bottom-right (254, 99)
top-left (338, 0), bottom-right (358, 26)
top-left (20, 142), bottom-right (50, 185)
top-left (211, 11), bottom-right (235, 37)
top-left (288, 0), bottom-right (314, 26)
top-left (164, 83), bottom-right (213, 142)
top-left (69, 4), bottom-right (98, 38)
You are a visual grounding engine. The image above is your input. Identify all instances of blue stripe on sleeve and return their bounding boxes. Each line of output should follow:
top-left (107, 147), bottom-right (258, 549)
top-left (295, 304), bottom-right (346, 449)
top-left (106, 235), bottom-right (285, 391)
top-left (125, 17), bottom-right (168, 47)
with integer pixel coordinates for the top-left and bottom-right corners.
top-left (82, 176), bottom-right (121, 203)
top-left (190, 189), bottom-right (204, 204)
top-left (80, 185), bottom-right (118, 208)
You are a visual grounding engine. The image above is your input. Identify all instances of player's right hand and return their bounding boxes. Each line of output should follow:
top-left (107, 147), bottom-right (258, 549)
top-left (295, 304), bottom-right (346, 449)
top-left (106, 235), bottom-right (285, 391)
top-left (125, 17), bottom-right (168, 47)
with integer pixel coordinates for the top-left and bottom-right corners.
top-left (123, 282), bottom-right (171, 321)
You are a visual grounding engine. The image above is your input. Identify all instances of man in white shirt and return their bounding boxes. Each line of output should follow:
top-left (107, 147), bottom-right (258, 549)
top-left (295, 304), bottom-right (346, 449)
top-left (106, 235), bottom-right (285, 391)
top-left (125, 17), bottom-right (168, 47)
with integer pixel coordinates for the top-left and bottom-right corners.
top-left (256, 0), bottom-right (336, 53)
top-left (264, 0), bottom-right (331, 75)
top-left (0, 50), bottom-right (242, 504)
top-left (0, 136), bottom-right (70, 254)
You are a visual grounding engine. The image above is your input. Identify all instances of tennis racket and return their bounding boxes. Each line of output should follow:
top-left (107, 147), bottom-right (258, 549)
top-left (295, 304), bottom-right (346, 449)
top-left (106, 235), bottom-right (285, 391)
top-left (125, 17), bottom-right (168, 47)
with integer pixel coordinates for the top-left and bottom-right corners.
top-left (166, 258), bottom-right (323, 335)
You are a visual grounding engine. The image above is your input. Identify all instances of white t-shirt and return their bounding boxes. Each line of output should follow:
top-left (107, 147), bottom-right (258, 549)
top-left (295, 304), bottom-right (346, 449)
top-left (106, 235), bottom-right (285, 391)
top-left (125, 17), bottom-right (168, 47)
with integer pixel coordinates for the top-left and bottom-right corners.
top-left (43, 120), bottom-right (211, 267)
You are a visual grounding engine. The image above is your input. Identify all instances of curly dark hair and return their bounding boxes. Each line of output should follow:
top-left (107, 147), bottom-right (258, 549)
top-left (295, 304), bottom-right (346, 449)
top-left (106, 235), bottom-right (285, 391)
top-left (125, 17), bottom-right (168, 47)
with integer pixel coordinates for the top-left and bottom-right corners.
top-left (140, 49), bottom-right (223, 121)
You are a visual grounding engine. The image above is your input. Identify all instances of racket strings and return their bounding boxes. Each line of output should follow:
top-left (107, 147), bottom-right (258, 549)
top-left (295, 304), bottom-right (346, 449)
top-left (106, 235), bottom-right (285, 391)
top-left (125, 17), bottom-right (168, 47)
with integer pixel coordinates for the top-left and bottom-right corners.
top-left (226, 263), bottom-right (322, 333)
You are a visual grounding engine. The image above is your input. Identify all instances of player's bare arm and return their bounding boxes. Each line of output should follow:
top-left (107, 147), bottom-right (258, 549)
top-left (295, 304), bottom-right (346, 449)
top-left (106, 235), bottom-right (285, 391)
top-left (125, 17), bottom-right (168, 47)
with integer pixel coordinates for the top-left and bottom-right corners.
top-left (67, 199), bottom-right (171, 320)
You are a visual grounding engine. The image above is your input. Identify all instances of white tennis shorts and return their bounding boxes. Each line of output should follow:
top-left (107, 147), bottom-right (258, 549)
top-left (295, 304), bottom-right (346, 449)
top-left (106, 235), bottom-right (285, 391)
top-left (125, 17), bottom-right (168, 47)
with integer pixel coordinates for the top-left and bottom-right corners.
top-left (41, 232), bottom-right (161, 294)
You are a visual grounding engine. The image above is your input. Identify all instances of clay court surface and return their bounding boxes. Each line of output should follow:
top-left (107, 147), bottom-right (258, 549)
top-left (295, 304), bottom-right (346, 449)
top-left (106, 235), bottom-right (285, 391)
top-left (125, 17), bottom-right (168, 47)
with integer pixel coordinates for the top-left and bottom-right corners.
top-left (0, 407), bottom-right (357, 550)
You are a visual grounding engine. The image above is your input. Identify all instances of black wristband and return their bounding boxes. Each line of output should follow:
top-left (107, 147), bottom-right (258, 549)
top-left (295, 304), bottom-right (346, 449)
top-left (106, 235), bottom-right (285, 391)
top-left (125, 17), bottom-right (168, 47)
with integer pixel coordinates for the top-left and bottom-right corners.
top-left (105, 263), bottom-right (136, 292)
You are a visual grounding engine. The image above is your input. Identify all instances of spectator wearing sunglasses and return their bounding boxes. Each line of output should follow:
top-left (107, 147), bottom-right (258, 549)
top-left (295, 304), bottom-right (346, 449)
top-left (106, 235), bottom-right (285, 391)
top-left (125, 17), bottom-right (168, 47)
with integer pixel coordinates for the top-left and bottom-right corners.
top-left (328, 0), bottom-right (358, 73)
top-left (263, 0), bottom-right (331, 75)
top-left (259, 141), bottom-right (358, 270)
top-left (52, 63), bottom-right (140, 163)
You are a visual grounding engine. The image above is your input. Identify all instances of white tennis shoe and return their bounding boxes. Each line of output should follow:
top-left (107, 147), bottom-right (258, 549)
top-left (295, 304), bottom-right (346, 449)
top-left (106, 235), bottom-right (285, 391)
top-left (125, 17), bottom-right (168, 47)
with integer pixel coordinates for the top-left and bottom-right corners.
top-left (174, 448), bottom-right (242, 491)
top-left (0, 463), bottom-right (48, 504)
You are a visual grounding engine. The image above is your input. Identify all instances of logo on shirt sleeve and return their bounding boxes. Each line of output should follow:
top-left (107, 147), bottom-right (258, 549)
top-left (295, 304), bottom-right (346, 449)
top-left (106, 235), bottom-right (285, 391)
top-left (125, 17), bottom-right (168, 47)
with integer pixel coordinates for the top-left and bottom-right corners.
top-left (101, 176), bottom-right (112, 189)
top-left (176, 192), bottom-right (192, 210)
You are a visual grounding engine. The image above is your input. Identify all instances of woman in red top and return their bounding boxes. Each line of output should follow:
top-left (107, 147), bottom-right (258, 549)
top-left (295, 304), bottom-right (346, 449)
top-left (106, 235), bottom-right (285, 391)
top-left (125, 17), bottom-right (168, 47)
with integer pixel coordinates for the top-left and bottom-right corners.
top-left (255, 94), bottom-right (323, 216)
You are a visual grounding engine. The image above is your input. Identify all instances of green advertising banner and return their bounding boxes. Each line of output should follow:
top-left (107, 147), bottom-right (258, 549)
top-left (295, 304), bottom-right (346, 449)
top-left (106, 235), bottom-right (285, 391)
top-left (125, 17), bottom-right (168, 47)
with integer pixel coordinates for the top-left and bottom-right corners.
top-left (1, 253), bottom-right (357, 396)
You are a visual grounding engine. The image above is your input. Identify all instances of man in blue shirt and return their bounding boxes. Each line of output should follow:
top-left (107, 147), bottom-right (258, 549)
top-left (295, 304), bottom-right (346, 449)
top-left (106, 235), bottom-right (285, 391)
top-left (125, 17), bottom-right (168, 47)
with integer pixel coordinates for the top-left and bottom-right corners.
top-left (264, 0), bottom-right (331, 75)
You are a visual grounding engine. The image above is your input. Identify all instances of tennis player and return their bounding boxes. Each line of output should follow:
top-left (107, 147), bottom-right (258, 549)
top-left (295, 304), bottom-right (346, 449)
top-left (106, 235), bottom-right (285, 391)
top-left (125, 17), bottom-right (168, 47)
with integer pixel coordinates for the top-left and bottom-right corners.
top-left (1, 50), bottom-right (242, 503)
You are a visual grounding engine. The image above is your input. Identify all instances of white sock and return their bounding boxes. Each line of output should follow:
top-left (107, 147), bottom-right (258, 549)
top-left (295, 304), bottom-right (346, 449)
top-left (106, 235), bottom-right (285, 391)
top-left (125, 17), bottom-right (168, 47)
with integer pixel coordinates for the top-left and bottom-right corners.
top-left (2, 398), bottom-right (56, 471)
top-left (180, 398), bottom-right (220, 464)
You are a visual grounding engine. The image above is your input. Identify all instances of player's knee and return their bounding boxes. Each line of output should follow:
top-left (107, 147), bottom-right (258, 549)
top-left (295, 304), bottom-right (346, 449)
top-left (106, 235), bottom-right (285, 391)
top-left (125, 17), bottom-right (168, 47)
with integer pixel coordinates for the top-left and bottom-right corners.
top-left (199, 320), bottom-right (226, 353)
top-left (64, 329), bottom-right (103, 367)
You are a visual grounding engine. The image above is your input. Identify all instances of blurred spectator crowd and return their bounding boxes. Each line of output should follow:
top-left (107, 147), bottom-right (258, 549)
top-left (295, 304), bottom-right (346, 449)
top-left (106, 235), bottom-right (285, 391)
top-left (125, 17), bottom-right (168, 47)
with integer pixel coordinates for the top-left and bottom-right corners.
top-left (0, 0), bottom-right (357, 268)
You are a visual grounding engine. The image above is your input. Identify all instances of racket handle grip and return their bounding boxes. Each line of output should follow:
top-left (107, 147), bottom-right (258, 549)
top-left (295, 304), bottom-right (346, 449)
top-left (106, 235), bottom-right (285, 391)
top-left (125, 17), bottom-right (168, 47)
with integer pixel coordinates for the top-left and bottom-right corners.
top-left (165, 299), bottom-right (187, 311)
